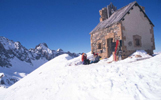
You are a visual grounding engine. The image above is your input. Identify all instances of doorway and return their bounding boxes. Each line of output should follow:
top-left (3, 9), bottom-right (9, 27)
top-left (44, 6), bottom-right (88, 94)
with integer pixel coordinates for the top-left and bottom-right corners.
top-left (107, 38), bottom-right (113, 57)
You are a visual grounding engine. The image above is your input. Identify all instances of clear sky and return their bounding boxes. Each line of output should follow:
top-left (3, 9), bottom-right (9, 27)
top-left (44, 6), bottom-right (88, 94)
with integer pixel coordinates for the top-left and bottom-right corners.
top-left (0, 0), bottom-right (160, 53)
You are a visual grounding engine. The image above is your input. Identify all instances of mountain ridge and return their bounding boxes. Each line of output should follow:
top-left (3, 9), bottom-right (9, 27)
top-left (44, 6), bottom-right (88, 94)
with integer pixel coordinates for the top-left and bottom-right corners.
top-left (0, 36), bottom-right (80, 87)
top-left (0, 36), bottom-right (79, 67)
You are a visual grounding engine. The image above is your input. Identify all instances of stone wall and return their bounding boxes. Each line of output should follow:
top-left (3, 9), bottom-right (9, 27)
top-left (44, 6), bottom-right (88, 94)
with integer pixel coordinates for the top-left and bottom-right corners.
top-left (91, 23), bottom-right (122, 59)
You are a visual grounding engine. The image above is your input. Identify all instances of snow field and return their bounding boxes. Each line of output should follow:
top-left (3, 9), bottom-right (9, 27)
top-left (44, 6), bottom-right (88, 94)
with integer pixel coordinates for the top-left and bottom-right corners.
top-left (1, 51), bottom-right (161, 100)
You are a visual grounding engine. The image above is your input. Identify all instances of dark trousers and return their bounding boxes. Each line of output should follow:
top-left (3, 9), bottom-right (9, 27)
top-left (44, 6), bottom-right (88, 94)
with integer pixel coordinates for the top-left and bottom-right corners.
top-left (83, 59), bottom-right (90, 65)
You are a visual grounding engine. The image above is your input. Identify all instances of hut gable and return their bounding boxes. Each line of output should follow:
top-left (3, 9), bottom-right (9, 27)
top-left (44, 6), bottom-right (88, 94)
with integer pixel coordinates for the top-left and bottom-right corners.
top-left (121, 4), bottom-right (155, 56)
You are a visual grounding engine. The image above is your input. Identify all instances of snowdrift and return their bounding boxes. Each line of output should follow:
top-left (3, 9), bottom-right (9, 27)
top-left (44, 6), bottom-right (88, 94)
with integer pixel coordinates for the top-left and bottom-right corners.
top-left (1, 51), bottom-right (161, 100)
top-left (121, 50), bottom-right (152, 63)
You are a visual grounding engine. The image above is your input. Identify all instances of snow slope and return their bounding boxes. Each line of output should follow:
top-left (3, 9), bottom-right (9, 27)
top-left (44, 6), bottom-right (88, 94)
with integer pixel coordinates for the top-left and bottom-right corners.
top-left (1, 51), bottom-right (161, 100)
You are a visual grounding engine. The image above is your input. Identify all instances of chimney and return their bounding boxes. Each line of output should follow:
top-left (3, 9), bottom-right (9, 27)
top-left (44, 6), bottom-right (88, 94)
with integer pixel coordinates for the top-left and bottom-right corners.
top-left (99, 7), bottom-right (108, 22)
top-left (140, 6), bottom-right (145, 12)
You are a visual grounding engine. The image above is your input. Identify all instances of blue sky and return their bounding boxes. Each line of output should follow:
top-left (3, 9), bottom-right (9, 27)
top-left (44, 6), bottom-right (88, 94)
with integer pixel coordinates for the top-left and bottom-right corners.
top-left (0, 0), bottom-right (160, 53)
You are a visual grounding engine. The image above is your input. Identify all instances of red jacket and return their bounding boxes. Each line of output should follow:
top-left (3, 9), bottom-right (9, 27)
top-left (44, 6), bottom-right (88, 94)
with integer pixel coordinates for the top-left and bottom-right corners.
top-left (81, 54), bottom-right (87, 62)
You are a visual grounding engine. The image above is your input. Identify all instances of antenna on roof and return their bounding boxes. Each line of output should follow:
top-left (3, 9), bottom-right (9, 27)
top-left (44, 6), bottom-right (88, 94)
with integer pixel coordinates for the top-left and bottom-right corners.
top-left (99, 2), bottom-right (117, 22)
top-left (107, 2), bottom-right (117, 19)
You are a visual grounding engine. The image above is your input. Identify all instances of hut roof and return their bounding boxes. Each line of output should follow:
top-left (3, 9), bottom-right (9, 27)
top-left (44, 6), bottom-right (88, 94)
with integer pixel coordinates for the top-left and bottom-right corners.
top-left (90, 1), bottom-right (154, 34)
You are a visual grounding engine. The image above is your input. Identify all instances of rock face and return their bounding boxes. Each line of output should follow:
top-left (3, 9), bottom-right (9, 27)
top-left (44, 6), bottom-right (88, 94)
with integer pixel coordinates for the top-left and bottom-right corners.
top-left (0, 73), bottom-right (18, 87)
top-left (0, 36), bottom-right (79, 87)
top-left (0, 36), bottom-right (79, 68)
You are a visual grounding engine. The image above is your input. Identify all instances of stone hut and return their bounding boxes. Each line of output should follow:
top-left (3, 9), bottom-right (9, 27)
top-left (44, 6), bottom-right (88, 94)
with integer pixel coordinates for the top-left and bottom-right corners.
top-left (90, 1), bottom-right (155, 60)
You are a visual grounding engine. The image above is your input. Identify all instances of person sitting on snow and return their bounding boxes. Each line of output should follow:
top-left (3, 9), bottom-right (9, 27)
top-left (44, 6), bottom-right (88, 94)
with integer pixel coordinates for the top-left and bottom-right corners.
top-left (91, 53), bottom-right (100, 63)
top-left (81, 53), bottom-right (90, 65)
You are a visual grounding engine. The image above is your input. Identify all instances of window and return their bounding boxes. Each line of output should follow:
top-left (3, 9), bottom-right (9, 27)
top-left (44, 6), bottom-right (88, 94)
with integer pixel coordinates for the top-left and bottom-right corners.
top-left (135, 39), bottom-right (140, 46)
top-left (133, 35), bottom-right (142, 47)
top-left (98, 43), bottom-right (102, 49)
top-left (97, 40), bottom-right (102, 50)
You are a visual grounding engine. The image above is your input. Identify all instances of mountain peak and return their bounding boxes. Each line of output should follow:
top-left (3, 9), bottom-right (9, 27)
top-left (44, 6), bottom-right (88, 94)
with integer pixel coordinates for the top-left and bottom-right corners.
top-left (0, 36), bottom-right (23, 50)
top-left (39, 43), bottom-right (48, 48)
top-left (35, 43), bottom-right (48, 50)
top-left (57, 48), bottom-right (63, 52)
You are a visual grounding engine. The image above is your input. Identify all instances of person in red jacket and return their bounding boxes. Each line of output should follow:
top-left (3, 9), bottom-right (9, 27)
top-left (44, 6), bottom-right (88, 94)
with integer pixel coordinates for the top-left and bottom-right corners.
top-left (81, 53), bottom-right (86, 62)
top-left (81, 53), bottom-right (90, 65)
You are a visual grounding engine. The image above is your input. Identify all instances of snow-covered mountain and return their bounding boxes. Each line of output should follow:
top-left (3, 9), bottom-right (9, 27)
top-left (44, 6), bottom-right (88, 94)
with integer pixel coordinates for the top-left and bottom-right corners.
top-left (0, 51), bottom-right (161, 100)
top-left (0, 36), bottom-right (79, 87)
